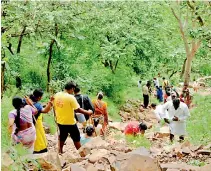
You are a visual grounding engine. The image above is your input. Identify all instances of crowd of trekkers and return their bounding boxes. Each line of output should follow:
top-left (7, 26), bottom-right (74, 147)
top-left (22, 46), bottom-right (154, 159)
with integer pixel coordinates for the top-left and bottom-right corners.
top-left (140, 73), bottom-right (192, 142)
top-left (8, 75), bottom-right (193, 154)
top-left (8, 81), bottom-right (108, 154)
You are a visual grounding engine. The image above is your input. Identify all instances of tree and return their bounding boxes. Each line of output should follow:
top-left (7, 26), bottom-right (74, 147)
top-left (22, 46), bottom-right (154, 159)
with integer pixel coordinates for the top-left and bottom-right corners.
top-left (171, 1), bottom-right (210, 85)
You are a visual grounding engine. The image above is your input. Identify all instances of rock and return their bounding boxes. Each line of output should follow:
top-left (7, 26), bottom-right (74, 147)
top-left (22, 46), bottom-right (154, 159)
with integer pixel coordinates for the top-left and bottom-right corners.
top-left (43, 122), bottom-right (51, 134)
top-left (59, 151), bottom-right (82, 164)
top-left (70, 164), bottom-right (86, 171)
top-left (78, 137), bottom-right (109, 156)
top-left (197, 150), bottom-right (211, 155)
top-left (182, 147), bottom-right (191, 155)
top-left (88, 149), bottom-right (109, 163)
top-left (150, 147), bottom-right (162, 156)
top-left (161, 163), bottom-right (200, 171)
top-left (155, 126), bottom-right (170, 138)
top-left (86, 163), bottom-right (98, 171)
top-left (130, 147), bottom-right (151, 156)
top-left (114, 153), bottom-right (161, 171)
top-left (1, 153), bottom-right (14, 171)
top-left (109, 122), bottom-right (127, 131)
top-left (190, 145), bottom-right (203, 152)
top-left (200, 163), bottom-right (211, 171)
top-left (203, 144), bottom-right (211, 150)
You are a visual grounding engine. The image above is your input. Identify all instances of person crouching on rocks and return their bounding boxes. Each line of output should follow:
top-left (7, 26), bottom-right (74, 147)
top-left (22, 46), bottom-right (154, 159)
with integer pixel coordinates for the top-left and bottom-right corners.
top-left (80, 125), bottom-right (95, 146)
top-left (124, 121), bottom-right (147, 136)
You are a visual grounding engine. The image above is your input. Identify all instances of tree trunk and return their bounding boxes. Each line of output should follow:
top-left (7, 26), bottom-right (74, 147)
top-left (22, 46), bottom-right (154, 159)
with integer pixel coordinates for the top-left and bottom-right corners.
top-left (47, 39), bottom-right (55, 92)
top-left (183, 56), bottom-right (192, 86)
top-left (17, 26), bottom-right (26, 54)
top-left (1, 61), bottom-right (5, 98)
top-left (180, 58), bottom-right (187, 78)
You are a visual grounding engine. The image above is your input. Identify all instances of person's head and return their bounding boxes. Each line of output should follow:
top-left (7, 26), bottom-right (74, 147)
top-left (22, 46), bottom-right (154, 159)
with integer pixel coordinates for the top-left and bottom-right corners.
top-left (183, 84), bottom-right (188, 90)
top-left (162, 77), bottom-right (165, 80)
top-left (139, 122), bottom-right (147, 135)
top-left (146, 81), bottom-right (151, 87)
top-left (151, 103), bottom-right (156, 110)
top-left (12, 96), bottom-right (24, 135)
top-left (64, 81), bottom-right (76, 94)
top-left (153, 77), bottom-right (156, 80)
top-left (85, 125), bottom-right (94, 136)
top-left (172, 98), bottom-right (180, 110)
top-left (166, 91), bottom-right (171, 97)
top-left (97, 92), bottom-right (103, 100)
top-left (93, 118), bottom-right (100, 127)
top-left (171, 91), bottom-right (177, 100)
top-left (74, 85), bottom-right (80, 94)
top-left (30, 89), bottom-right (43, 102)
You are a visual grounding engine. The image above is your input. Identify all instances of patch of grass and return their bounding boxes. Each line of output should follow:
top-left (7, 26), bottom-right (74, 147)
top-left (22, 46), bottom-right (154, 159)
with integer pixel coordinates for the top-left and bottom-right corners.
top-left (125, 135), bottom-right (151, 149)
top-left (43, 113), bottom-right (57, 135)
top-left (187, 94), bottom-right (211, 145)
top-left (188, 160), bottom-right (206, 167)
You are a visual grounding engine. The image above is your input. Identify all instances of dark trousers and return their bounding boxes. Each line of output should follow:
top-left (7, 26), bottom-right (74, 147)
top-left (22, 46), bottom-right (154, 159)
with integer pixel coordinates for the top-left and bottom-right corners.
top-left (143, 94), bottom-right (149, 108)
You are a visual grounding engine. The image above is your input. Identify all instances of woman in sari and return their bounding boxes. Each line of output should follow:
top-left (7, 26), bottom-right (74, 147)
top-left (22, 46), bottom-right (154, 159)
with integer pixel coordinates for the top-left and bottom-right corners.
top-left (92, 92), bottom-right (108, 134)
top-left (29, 89), bottom-right (53, 154)
top-left (8, 96), bottom-right (37, 153)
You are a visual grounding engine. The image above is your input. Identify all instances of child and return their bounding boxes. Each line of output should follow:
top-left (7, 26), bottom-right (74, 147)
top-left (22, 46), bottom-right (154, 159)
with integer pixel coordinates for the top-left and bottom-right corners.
top-left (93, 118), bottom-right (103, 136)
top-left (80, 125), bottom-right (95, 146)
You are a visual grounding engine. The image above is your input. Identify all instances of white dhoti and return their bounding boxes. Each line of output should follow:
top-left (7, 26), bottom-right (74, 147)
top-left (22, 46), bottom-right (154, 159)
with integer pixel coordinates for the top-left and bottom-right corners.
top-left (169, 121), bottom-right (187, 136)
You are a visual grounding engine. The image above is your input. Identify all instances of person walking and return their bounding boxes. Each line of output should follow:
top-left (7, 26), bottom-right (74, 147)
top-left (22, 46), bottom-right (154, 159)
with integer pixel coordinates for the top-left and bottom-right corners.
top-left (163, 95), bottom-right (190, 142)
top-left (92, 92), bottom-right (108, 134)
top-left (74, 85), bottom-right (94, 128)
top-left (53, 81), bottom-right (93, 154)
top-left (142, 82), bottom-right (150, 108)
top-left (29, 89), bottom-right (53, 154)
top-left (162, 77), bottom-right (169, 91)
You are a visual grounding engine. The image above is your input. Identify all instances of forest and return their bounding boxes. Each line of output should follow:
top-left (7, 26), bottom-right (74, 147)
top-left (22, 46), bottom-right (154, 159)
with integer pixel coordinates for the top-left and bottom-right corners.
top-left (1, 1), bottom-right (211, 171)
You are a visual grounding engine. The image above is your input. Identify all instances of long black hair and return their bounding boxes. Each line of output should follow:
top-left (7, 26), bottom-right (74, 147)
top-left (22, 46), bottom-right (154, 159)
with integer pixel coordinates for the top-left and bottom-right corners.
top-left (12, 97), bottom-right (24, 135)
top-left (29, 89), bottom-right (43, 102)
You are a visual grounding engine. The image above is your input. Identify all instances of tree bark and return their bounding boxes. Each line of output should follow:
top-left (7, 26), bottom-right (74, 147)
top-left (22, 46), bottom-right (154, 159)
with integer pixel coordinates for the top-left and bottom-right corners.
top-left (17, 26), bottom-right (26, 54)
top-left (1, 61), bottom-right (6, 98)
top-left (180, 58), bottom-right (187, 78)
top-left (47, 39), bottom-right (55, 92)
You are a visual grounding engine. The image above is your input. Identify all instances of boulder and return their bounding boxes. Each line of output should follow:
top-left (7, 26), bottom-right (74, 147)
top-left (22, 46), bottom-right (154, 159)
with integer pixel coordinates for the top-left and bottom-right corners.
top-left (161, 163), bottom-right (200, 171)
top-left (197, 150), bottom-right (211, 155)
top-left (88, 149), bottom-right (109, 163)
top-left (109, 122), bottom-right (127, 131)
top-left (130, 147), bottom-right (151, 156)
top-left (200, 164), bottom-right (211, 171)
top-left (114, 154), bottom-right (161, 171)
top-left (70, 164), bottom-right (86, 171)
top-left (78, 137), bottom-right (109, 156)
top-left (155, 126), bottom-right (170, 138)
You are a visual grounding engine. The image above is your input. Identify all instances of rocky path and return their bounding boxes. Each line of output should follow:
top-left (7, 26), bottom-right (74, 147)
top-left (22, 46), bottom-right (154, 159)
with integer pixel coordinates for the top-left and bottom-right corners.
top-left (2, 87), bottom-right (211, 171)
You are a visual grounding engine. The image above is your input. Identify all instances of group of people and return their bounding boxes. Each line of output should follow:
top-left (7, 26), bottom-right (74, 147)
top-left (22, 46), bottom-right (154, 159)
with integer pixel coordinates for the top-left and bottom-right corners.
top-left (139, 74), bottom-right (192, 142)
top-left (8, 81), bottom-right (108, 154)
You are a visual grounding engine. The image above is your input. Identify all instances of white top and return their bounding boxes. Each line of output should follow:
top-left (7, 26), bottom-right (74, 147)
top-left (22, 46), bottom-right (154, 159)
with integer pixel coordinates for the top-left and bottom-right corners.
top-left (142, 85), bottom-right (149, 95)
top-left (95, 124), bottom-right (102, 136)
top-left (166, 96), bottom-right (172, 102)
top-left (162, 101), bottom-right (190, 135)
top-left (153, 105), bottom-right (167, 121)
top-left (153, 79), bottom-right (159, 87)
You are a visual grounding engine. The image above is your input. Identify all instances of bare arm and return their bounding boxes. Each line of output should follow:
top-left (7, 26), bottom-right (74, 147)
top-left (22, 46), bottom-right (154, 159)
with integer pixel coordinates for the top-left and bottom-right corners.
top-left (75, 108), bottom-right (93, 116)
top-left (41, 96), bottom-right (54, 113)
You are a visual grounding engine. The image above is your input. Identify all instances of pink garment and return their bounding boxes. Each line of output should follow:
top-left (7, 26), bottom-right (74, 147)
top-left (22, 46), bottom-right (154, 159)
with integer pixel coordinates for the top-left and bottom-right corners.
top-left (124, 121), bottom-right (140, 135)
top-left (9, 105), bottom-right (37, 153)
top-left (12, 126), bottom-right (36, 153)
top-left (9, 105), bottom-right (36, 124)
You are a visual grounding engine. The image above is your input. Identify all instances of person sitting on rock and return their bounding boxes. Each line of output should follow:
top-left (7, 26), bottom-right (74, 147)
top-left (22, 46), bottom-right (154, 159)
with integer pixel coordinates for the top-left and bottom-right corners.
top-left (80, 125), bottom-right (95, 146)
top-left (93, 118), bottom-right (103, 136)
top-left (124, 121), bottom-right (147, 136)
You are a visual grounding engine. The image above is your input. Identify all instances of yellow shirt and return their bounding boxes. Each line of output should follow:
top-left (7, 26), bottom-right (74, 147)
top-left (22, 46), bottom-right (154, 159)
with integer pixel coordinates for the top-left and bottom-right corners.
top-left (54, 92), bottom-right (80, 125)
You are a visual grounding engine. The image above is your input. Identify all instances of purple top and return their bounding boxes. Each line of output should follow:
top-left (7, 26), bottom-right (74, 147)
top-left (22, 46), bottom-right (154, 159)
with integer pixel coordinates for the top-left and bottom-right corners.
top-left (9, 105), bottom-right (36, 124)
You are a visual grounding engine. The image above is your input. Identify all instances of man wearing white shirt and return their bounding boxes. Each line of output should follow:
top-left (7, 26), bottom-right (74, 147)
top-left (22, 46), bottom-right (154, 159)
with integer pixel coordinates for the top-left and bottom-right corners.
top-left (163, 97), bottom-right (190, 142)
top-left (151, 103), bottom-right (167, 122)
top-left (153, 77), bottom-right (159, 87)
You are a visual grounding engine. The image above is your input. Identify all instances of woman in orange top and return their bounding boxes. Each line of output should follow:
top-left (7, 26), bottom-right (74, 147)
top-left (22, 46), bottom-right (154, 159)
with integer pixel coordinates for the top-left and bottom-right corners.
top-left (92, 92), bottom-right (108, 133)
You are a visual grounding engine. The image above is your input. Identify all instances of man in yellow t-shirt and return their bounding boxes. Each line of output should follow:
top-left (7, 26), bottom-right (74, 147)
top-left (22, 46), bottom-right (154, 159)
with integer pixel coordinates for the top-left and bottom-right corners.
top-left (54, 81), bottom-right (93, 154)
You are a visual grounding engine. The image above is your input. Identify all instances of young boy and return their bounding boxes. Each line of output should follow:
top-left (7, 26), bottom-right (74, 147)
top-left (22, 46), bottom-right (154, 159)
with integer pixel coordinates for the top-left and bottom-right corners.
top-left (80, 125), bottom-right (95, 146)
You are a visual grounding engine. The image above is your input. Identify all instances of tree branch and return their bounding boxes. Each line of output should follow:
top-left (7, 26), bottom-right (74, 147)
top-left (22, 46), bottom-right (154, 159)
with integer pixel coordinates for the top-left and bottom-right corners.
top-left (17, 26), bottom-right (27, 54)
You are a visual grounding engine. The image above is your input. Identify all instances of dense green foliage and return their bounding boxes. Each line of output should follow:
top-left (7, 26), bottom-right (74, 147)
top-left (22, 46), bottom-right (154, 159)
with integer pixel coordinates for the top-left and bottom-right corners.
top-left (1, 0), bottom-right (211, 155)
